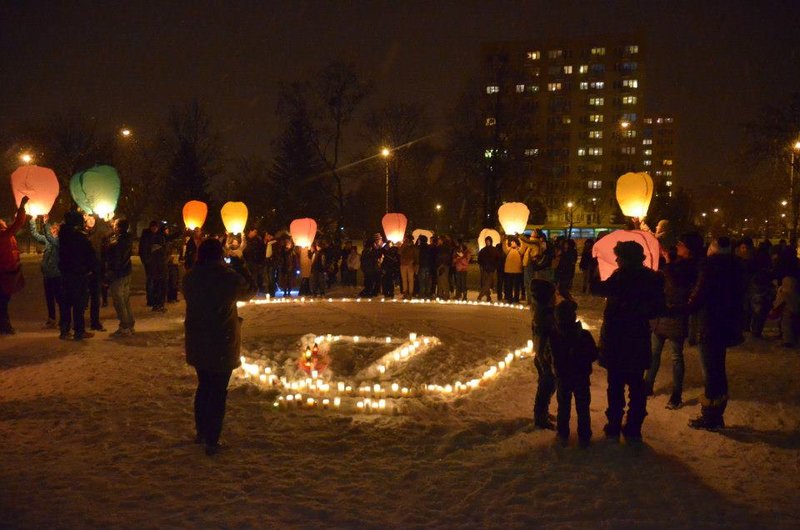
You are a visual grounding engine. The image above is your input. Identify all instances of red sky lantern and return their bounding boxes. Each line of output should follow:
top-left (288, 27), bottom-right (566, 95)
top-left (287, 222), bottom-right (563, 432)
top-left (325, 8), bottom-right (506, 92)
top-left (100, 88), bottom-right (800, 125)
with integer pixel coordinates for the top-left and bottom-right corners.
top-left (592, 230), bottom-right (660, 280)
top-left (10, 165), bottom-right (60, 216)
top-left (382, 213), bottom-right (408, 244)
top-left (290, 218), bottom-right (317, 248)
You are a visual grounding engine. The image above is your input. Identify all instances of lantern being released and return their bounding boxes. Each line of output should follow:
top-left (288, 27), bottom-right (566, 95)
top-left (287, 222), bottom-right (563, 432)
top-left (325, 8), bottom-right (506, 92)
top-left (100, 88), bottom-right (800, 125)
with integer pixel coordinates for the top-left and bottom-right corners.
top-left (616, 172), bottom-right (654, 219)
top-left (183, 200), bottom-right (208, 230)
top-left (221, 201), bottom-right (248, 234)
top-left (70, 165), bottom-right (121, 218)
top-left (382, 213), bottom-right (408, 244)
top-left (497, 202), bottom-right (530, 235)
top-left (592, 230), bottom-right (660, 280)
top-left (290, 218), bottom-right (317, 247)
top-left (478, 228), bottom-right (502, 250)
top-left (412, 228), bottom-right (433, 243)
top-left (10, 165), bottom-right (59, 216)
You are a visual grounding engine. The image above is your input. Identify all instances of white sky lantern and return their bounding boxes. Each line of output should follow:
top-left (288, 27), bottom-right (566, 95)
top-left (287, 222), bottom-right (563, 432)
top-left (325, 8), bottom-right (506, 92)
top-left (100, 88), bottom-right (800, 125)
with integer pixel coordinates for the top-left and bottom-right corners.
top-left (497, 202), bottom-right (530, 235)
top-left (382, 213), bottom-right (408, 244)
top-left (478, 228), bottom-right (502, 250)
top-left (183, 200), bottom-right (208, 230)
top-left (10, 165), bottom-right (59, 216)
top-left (221, 201), bottom-right (248, 234)
top-left (616, 172), bottom-right (654, 219)
top-left (290, 218), bottom-right (317, 248)
top-left (412, 228), bottom-right (434, 243)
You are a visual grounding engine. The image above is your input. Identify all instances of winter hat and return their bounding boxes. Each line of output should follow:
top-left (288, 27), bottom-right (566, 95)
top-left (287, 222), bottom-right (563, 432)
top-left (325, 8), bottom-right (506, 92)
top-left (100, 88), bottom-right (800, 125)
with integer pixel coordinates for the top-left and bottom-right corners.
top-left (418, 235), bottom-right (428, 244)
top-left (197, 238), bottom-right (225, 263)
top-left (613, 241), bottom-right (646, 265)
top-left (529, 279), bottom-right (556, 304)
top-left (554, 299), bottom-right (578, 326)
top-left (678, 232), bottom-right (705, 257)
top-left (64, 210), bottom-right (84, 227)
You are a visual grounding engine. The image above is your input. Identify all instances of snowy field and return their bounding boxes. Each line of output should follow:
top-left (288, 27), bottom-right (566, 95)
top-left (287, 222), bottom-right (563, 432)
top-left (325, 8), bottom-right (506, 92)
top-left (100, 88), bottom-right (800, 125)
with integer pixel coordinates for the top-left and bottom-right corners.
top-left (2, 255), bottom-right (799, 529)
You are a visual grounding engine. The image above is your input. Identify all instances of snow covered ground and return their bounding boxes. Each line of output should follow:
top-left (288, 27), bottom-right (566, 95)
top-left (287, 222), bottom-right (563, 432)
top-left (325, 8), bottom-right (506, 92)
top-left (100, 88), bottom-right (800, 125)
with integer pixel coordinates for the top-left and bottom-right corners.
top-left (1, 255), bottom-right (798, 529)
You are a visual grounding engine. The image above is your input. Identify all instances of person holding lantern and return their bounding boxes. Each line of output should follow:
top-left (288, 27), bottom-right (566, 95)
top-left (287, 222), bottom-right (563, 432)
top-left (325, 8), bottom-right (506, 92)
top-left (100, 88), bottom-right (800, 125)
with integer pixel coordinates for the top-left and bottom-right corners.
top-left (452, 239), bottom-right (471, 301)
top-left (243, 227), bottom-right (266, 294)
top-left (29, 214), bottom-right (62, 329)
top-left (0, 196), bottom-right (29, 334)
top-left (399, 235), bottom-right (419, 300)
top-left (477, 236), bottom-right (501, 302)
top-left (502, 236), bottom-right (525, 304)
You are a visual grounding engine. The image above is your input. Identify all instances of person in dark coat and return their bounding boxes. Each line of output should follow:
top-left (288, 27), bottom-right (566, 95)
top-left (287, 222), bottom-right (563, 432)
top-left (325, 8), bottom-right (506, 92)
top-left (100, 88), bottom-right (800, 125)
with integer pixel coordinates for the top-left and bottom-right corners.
top-left (276, 238), bottom-right (298, 296)
top-left (416, 235), bottom-right (434, 299)
top-left (748, 242), bottom-right (775, 338)
top-left (148, 224), bottom-right (169, 312)
top-left (645, 232), bottom-right (703, 409)
top-left (530, 278), bottom-right (557, 429)
top-left (184, 228), bottom-right (204, 271)
top-left (381, 241), bottom-right (400, 298)
top-left (139, 220), bottom-right (160, 306)
top-left (183, 238), bottom-right (257, 455)
top-left (58, 210), bottom-right (99, 340)
top-left (579, 238), bottom-right (598, 294)
top-left (243, 227), bottom-right (266, 293)
top-left (106, 218), bottom-right (135, 336)
top-left (550, 299), bottom-right (598, 447)
top-left (86, 215), bottom-right (112, 331)
top-left (0, 197), bottom-right (29, 334)
top-left (477, 236), bottom-right (501, 302)
top-left (686, 237), bottom-right (745, 430)
top-left (554, 239), bottom-right (578, 299)
top-left (593, 240), bottom-right (665, 441)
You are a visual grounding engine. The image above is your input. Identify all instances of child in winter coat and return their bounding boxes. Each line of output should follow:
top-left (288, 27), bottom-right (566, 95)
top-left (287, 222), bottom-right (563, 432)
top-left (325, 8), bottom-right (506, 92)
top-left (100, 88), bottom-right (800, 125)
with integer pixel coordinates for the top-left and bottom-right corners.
top-left (530, 279), bottom-right (557, 429)
top-left (770, 276), bottom-right (800, 347)
top-left (550, 299), bottom-right (598, 447)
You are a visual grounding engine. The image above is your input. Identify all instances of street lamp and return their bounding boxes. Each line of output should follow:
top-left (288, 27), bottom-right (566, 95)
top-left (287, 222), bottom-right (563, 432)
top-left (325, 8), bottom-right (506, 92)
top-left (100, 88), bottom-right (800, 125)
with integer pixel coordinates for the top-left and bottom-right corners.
top-left (791, 139), bottom-right (800, 241)
top-left (434, 203), bottom-right (442, 232)
top-left (120, 128), bottom-right (132, 138)
top-left (19, 152), bottom-right (33, 164)
top-left (566, 201), bottom-right (575, 239)
top-left (381, 147), bottom-right (391, 214)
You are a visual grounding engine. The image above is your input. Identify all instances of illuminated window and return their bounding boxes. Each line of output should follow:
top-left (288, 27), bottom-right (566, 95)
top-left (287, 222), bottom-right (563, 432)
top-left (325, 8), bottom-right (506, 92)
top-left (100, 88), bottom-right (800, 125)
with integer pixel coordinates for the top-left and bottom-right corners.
top-left (591, 47), bottom-right (605, 55)
top-left (579, 64), bottom-right (589, 74)
top-left (622, 96), bottom-right (637, 104)
top-left (548, 49), bottom-right (563, 59)
top-left (528, 85), bottom-right (540, 93)
top-left (642, 139), bottom-right (653, 145)
top-left (623, 79), bottom-right (639, 88)
top-left (665, 180), bottom-right (673, 187)
top-left (623, 130), bottom-right (637, 138)
top-left (527, 51), bottom-right (541, 60)
top-left (515, 84), bottom-right (525, 93)
top-left (587, 180), bottom-right (602, 189)
top-left (643, 159), bottom-right (652, 166)
top-left (664, 170), bottom-right (673, 176)
top-left (665, 117), bottom-right (674, 123)
top-left (589, 130), bottom-right (603, 139)
top-left (562, 115), bottom-right (572, 124)
top-left (622, 147), bottom-right (636, 155)
top-left (644, 149), bottom-right (653, 156)
top-left (486, 85), bottom-right (499, 94)
top-left (622, 113), bottom-right (637, 122)
top-left (580, 82), bottom-right (588, 90)
top-left (578, 148), bottom-right (587, 156)
top-left (663, 159), bottom-right (673, 166)
top-left (485, 117), bottom-right (496, 126)
top-left (548, 82), bottom-right (562, 92)
top-left (591, 81), bottom-right (604, 89)
top-left (589, 97), bottom-right (604, 106)
top-left (524, 148), bottom-right (539, 156)
top-left (643, 118), bottom-right (653, 124)
top-left (588, 147), bottom-right (603, 156)
top-left (563, 65), bottom-right (573, 74)
top-left (484, 149), bottom-right (495, 159)
top-left (589, 114), bottom-right (604, 123)
top-left (625, 45), bottom-right (639, 54)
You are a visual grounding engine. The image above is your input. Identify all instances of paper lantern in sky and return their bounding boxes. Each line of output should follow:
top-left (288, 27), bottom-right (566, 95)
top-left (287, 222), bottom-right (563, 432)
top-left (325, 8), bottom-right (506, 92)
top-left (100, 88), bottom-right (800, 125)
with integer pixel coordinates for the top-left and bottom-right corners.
top-left (70, 165), bottom-right (121, 218)
top-left (10, 165), bottom-right (60, 216)
top-left (591, 230), bottom-right (660, 281)
top-left (182, 200), bottom-right (208, 230)
top-left (497, 202), bottom-right (529, 235)
top-left (382, 213), bottom-right (408, 244)
top-left (616, 172), bottom-right (654, 219)
top-left (478, 228), bottom-right (502, 250)
top-left (290, 218), bottom-right (317, 248)
top-left (412, 229), bottom-right (433, 243)
top-left (221, 201), bottom-right (248, 234)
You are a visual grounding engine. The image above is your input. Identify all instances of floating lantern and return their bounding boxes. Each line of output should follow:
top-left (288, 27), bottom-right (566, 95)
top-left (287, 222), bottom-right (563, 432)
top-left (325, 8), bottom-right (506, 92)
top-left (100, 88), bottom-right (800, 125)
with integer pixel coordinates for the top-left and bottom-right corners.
top-left (616, 172), bottom-right (654, 219)
top-left (290, 218), bottom-right (317, 248)
top-left (182, 200), bottom-right (208, 230)
top-left (382, 213), bottom-right (408, 244)
top-left (221, 201), bottom-right (248, 234)
top-left (592, 230), bottom-right (660, 280)
top-left (10, 165), bottom-right (59, 216)
top-left (497, 202), bottom-right (529, 235)
top-left (412, 228), bottom-right (434, 243)
top-left (478, 228), bottom-right (502, 250)
top-left (70, 165), bottom-right (120, 218)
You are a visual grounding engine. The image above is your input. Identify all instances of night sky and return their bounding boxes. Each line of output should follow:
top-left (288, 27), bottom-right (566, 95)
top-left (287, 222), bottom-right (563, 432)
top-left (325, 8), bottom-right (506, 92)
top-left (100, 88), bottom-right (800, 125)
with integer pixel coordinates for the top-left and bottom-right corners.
top-left (2, 0), bottom-right (799, 186)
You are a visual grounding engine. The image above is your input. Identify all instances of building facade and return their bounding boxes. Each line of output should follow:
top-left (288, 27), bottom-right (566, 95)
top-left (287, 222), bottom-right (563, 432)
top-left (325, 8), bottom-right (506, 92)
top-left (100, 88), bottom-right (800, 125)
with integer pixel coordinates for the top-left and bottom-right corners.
top-left (642, 116), bottom-right (676, 197)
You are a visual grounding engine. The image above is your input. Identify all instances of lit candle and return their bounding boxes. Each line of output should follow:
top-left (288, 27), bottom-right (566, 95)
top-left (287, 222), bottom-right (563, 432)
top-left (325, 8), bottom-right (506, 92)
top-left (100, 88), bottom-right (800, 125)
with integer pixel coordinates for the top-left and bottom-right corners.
top-left (409, 332), bottom-right (417, 341)
top-left (333, 397), bottom-right (341, 407)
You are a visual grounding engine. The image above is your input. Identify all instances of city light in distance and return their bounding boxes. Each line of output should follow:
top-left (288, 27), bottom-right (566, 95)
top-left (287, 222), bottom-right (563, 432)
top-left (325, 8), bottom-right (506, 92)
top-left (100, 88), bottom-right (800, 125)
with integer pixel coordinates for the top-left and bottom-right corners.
top-left (120, 128), bottom-right (132, 138)
top-left (381, 147), bottom-right (390, 157)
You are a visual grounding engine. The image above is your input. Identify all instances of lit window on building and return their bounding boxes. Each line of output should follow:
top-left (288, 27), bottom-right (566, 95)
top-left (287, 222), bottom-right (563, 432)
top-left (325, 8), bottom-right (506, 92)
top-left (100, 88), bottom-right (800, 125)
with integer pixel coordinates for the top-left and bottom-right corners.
top-left (622, 113), bottom-right (637, 122)
top-left (655, 170), bottom-right (663, 176)
top-left (579, 64), bottom-right (589, 74)
top-left (591, 81), bottom-right (604, 89)
top-left (589, 114), bottom-right (604, 123)
top-left (485, 117), bottom-right (496, 126)
top-left (562, 116), bottom-right (572, 124)
top-left (486, 85), bottom-right (499, 94)
top-left (623, 130), bottom-right (637, 138)
top-left (622, 147), bottom-right (636, 155)
top-left (623, 79), bottom-right (639, 88)
top-left (664, 170), bottom-right (673, 176)
top-left (515, 84), bottom-right (525, 93)
top-left (548, 49), bottom-right (563, 59)
top-left (643, 159), bottom-right (652, 166)
top-left (625, 45), bottom-right (639, 54)
top-left (524, 148), bottom-right (539, 156)
top-left (663, 159), bottom-right (673, 166)
top-left (665, 117), bottom-right (674, 123)
top-left (588, 147), bottom-right (603, 156)
top-left (580, 82), bottom-right (588, 90)
top-left (589, 97), bottom-right (604, 106)
top-left (591, 47), bottom-right (605, 55)
top-left (644, 149), bottom-right (653, 156)
top-left (643, 118), bottom-right (653, 124)
top-left (484, 149), bottom-right (495, 159)
top-left (642, 138), bottom-right (653, 145)
top-left (665, 180), bottom-right (673, 187)
top-left (548, 82), bottom-right (562, 92)
top-left (622, 96), bottom-right (637, 104)
top-left (587, 180), bottom-right (602, 189)
top-left (657, 117), bottom-right (664, 124)
top-left (578, 148), bottom-right (587, 156)
top-left (563, 65), bottom-right (573, 74)
top-left (527, 51), bottom-right (541, 60)
top-left (528, 85), bottom-right (540, 93)
top-left (589, 130), bottom-right (603, 139)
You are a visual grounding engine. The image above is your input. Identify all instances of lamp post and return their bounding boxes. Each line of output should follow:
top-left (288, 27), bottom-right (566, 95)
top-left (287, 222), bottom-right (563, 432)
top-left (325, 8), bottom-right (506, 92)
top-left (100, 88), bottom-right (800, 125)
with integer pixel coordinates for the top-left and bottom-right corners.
top-left (120, 128), bottom-right (132, 138)
top-left (19, 152), bottom-right (33, 164)
top-left (566, 201), bottom-right (574, 239)
top-left (435, 203), bottom-right (442, 232)
top-left (791, 140), bottom-right (800, 242)
top-left (381, 147), bottom-right (391, 214)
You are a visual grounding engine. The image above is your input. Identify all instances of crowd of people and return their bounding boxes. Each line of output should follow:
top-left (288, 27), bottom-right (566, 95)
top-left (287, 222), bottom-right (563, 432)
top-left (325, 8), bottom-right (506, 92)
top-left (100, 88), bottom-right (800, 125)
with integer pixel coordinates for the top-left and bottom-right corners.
top-left (4, 202), bottom-right (800, 454)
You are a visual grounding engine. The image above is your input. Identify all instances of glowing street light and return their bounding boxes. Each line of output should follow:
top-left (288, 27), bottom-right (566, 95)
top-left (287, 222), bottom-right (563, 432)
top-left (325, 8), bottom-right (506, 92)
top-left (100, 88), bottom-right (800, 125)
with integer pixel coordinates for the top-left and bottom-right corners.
top-left (19, 152), bottom-right (33, 164)
top-left (620, 120), bottom-right (631, 129)
top-left (120, 128), bottom-right (132, 138)
top-left (701, 212), bottom-right (707, 218)
top-left (713, 208), bottom-right (719, 213)
top-left (380, 147), bottom-right (391, 214)
top-left (782, 200), bottom-right (788, 207)
top-left (435, 203), bottom-right (442, 212)
top-left (381, 147), bottom-right (390, 158)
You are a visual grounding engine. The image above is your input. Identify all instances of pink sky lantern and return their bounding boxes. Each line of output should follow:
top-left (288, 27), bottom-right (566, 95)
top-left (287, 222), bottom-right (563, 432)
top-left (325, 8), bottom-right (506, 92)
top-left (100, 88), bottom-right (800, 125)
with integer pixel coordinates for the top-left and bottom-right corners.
top-left (182, 200), bottom-right (208, 230)
top-left (412, 228), bottom-right (433, 243)
top-left (478, 228), bottom-right (502, 250)
top-left (382, 213), bottom-right (408, 244)
top-left (592, 230), bottom-right (660, 281)
top-left (10, 165), bottom-right (60, 217)
top-left (290, 218), bottom-right (317, 248)
top-left (498, 202), bottom-right (529, 235)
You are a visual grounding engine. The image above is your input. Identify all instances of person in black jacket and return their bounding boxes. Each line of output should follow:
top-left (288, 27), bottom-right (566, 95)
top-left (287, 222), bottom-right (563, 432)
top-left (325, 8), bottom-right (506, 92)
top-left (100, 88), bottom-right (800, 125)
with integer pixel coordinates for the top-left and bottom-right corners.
top-left (139, 221), bottom-right (160, 306)
top-left (106, 218), bottom-right (135, 336)
top-left (243, 227), bottom-right (266, 293)
top-left (477, 236), bottom-right (501, 302)
top-left (550, 299), bottom-right (598, 447)
top-left (530, 279), bottom-right (557, 429)
top-left (58, 211), bottom-right (99, 340)
top-left (593, 240), bottom-right (665, 441)
top-left (686, 237), bottom-right (745, 430)
top-left (184, 238), bottom-right (257, 455)
top-left (416, 235), bottom-right (434, 299)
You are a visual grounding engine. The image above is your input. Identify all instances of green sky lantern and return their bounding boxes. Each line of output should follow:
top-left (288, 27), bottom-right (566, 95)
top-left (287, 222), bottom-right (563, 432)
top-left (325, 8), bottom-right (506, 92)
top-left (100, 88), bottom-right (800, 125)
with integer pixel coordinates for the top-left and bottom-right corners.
top-left (70, 165), bottom-right (121, 218)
